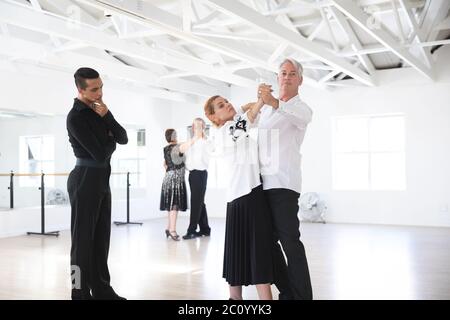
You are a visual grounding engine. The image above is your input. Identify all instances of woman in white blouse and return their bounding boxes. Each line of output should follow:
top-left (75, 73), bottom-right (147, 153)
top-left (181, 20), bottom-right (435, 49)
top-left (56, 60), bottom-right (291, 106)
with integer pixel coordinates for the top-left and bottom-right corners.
top-left (204, 95), bottom-right (275, 300)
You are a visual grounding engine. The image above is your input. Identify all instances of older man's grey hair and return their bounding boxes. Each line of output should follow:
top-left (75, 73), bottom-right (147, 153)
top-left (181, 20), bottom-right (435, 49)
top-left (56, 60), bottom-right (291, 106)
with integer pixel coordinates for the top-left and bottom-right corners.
top-left (279, 58), bottom-right (303, 77)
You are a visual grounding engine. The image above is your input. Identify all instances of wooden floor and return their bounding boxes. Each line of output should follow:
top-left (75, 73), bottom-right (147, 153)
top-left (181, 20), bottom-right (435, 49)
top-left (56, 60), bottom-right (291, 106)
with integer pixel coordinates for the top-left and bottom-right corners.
top-left (0, 217), bottom-right (449, 300)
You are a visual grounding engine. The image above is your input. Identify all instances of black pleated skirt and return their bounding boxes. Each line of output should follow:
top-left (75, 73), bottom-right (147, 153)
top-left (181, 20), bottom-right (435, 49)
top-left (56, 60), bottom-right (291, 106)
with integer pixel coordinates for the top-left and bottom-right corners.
top-left (223, 185), bottom-right (273, 286)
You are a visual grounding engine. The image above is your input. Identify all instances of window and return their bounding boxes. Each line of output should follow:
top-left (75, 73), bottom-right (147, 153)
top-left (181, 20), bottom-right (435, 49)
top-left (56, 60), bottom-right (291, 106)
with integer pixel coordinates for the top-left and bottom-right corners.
top-left (332, 114), bottom-right (406, 191)
top-left (111, 129), bottom-right (146, 188)
top-left (19, 135), bottom-right (55, 187)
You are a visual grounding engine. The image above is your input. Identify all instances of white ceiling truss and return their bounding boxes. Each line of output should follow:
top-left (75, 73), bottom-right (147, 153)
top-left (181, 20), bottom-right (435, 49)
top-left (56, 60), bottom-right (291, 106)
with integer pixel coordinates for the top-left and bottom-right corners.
top-left (0, 0), bottom-right (449, 99)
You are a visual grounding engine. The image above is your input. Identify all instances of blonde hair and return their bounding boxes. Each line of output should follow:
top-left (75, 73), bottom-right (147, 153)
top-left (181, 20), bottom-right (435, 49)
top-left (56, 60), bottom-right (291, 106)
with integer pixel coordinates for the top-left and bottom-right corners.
top-left (204, 95), bottom-right (221, 126)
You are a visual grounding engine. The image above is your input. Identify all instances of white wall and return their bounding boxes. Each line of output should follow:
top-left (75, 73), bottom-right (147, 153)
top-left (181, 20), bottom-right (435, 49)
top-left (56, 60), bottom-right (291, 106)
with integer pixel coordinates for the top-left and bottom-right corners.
top-left (299, 79), bottom-right (450, 227)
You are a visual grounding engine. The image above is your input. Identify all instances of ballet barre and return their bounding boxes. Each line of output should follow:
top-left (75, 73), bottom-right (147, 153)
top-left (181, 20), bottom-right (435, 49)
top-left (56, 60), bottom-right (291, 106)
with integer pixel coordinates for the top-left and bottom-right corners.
top-left (0, 171), bottom-right (142, 236)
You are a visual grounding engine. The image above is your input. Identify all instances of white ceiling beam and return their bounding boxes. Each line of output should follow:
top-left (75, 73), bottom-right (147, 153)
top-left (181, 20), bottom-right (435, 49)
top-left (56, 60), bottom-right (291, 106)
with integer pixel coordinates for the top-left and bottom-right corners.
top-left (418, 39), bottom-right (450, 47)
top-left (291, 1), bottom-right (424, 28)
top-left (318, 6), bottom-right (340, 52)
top-left (303, 63), bottom-right (334, 71)
top-left (76, 0), bottom-right (320, 86)
top-left (319, 70), bottom-right (341, 83)
top-left (192, 11), bottom-right (220, 28)
top-left (46, 1), bottom-right (173, 73)
top-left (293, 16), bottom-right (322, 28)
top-left (28, 0), bottom-right (72, 53)
top-left (45, 0), bottom-right (105, 28)
top-left (434, 16), bottom-right (450, 32)
top-left (329, 6), bottom-right (375, 74)
top-left (159, 71), bottom-right (197, 80)
top-left (110, 15), bottom-right (125, 36)
top-left (391, 0), bottom-right (407, 44)
top-left (263, 1), bottom-right (321, 14)
top-left (331, 0), bottom-right (434, 80)
top-left (398, 0), bottom-right (434, 69)
top-left (182, 0), bottom-right (193, 32)
top-left (0, 1), bottom-right (255, 88)
top-left (224, 61), bottom-right (257, 72)
top-left (262, 0), bottom-right (425, 15)
top-left (307, 20), bottom-right (325, 41)
top-left (191, 29), bottom-right (275, 43)
top-left (264, 0), bottom-right (302, 34)
top-left (52, 41), bottom-right (89, 53)
top-left (338, 39), bottom-right (450, 57)
top-left (118, 29), bottom-right (164, 40)
top-left (0, 34), bottom-right (226, 100)
top-left (44, 0), bottom-right (125, 64)
top-left (268, 43), bottom-right (289, 64)
top-left (206, 0), bottom-right (374, 86)
top-left (419, 0), bottom-right (450, 42)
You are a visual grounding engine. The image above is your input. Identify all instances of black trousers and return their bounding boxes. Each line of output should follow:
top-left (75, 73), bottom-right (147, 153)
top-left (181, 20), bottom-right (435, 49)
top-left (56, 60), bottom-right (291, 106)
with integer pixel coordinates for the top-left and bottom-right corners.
top-left (187, 170), bottom-right (210, 234)
top-left (68, 165), bottom-right (112, 297)
top-left (265, 188), bottom-right (313, 300)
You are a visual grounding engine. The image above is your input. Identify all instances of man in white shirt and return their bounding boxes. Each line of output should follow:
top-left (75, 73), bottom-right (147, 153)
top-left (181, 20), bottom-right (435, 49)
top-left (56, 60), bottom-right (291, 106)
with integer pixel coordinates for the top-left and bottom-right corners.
top-left (182, 118), bottom-right (211, 240)
top-left (258, 58), bottom-right (313, 300)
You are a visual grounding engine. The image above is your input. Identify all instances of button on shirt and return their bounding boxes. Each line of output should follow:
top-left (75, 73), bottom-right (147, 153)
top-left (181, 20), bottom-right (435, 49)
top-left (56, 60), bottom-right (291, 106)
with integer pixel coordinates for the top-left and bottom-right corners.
top-left (185, 139), bottom-right (210, 171)
top-left (258, 94), bottom-right (312, 194)
top-left (210, 111), bottom-right (261, 202)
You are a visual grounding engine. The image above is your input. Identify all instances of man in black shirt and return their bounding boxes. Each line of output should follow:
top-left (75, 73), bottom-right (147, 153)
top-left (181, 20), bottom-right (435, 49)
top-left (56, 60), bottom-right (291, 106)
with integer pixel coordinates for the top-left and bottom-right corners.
top-left (67, 67), bottom-right (128, 300)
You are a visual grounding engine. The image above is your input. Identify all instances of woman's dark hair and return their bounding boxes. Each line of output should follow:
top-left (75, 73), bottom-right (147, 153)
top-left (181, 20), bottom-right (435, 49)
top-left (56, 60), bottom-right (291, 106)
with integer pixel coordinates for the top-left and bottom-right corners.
top-left (165, 129), bottom-right (176, 143)
top-left (74, 67), bottom-right (99, 90)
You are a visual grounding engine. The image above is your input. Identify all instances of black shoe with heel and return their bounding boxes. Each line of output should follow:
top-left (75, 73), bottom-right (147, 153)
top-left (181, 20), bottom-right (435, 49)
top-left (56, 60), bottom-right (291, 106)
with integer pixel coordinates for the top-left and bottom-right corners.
top-left (166, 230), bottom-right (180, 241)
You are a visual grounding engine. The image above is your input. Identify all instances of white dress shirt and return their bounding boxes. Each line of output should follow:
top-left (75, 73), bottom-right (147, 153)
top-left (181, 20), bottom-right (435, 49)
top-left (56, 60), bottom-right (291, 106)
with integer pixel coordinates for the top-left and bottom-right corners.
top-left (185, 138), bottom-right (210, 171)
top-left (258, 94), bottom-right (313, 194)
top-left (210, 111), bottom-right (261, 202)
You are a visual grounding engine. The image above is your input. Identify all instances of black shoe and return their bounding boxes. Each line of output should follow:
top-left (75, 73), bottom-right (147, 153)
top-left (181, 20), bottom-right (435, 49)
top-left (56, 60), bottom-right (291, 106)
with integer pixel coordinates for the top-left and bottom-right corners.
top-left (182, 232), bottom-right (200, 240)
top-left (198, 230), bottom-right (211, 237)
top-left (92, 287), bottom-right (126, 300)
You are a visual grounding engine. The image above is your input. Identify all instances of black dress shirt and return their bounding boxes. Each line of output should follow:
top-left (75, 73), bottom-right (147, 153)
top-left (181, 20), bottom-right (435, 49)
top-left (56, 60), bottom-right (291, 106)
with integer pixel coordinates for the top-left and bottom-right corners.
top-left (67, 98), bottom-right (128, 163)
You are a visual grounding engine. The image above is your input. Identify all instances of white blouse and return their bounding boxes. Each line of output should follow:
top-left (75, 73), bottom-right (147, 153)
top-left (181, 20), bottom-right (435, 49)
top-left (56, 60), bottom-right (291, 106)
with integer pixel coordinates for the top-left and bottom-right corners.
top-left (210, 111), bottom-right (261, 202)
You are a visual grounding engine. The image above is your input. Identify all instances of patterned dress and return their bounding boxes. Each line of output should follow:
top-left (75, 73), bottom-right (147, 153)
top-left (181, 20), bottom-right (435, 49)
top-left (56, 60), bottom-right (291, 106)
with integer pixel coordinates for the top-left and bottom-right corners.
top-left (159, 144), bottom-right (188, 211)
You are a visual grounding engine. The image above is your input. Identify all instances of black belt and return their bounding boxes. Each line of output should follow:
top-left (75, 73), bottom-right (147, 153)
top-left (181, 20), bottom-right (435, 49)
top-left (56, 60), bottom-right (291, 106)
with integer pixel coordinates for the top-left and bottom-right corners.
top-left (76, 158), bottom-right (108, 168)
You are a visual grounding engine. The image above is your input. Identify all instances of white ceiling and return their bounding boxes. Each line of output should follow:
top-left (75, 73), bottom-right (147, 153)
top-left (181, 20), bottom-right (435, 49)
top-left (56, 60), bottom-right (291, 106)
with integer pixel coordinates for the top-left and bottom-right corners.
top-left (0, 0), bottom-right (449, 100)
